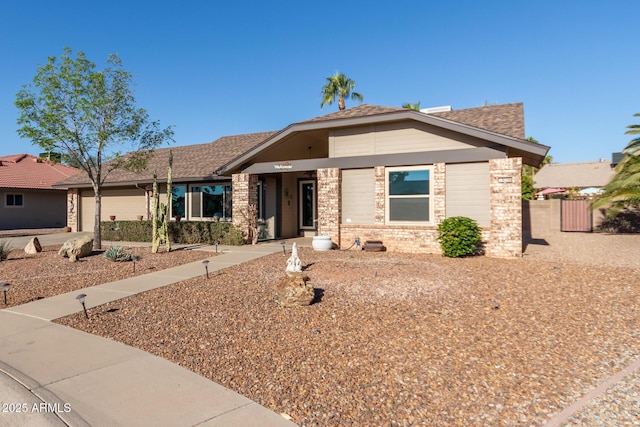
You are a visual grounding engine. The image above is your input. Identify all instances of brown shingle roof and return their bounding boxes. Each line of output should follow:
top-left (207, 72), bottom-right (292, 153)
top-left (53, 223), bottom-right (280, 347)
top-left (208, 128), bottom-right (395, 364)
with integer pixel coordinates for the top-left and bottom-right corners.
top-left (431, 103), bottom-right (525, 139)
top-left (300, 103), bottom-right (525, 139)
top-left (533, 161), bottom-right (616, 189)
top-left (56, 131), bottom-right (277, 187)
top-left (0, 154), bottom-right (81, 190)
top-left (300, 104), bottom-right (405, 123)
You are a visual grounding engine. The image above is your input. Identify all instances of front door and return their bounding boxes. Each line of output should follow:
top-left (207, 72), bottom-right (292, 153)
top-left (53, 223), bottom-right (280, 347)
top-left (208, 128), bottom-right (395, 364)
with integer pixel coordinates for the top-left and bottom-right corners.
top-left (299, 179), bottom-right (316, 233)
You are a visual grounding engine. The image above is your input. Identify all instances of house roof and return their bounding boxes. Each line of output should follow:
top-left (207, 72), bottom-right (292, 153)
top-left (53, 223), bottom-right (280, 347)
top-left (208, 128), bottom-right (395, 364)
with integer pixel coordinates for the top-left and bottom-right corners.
top-left (431, 103), bottom-right (525, 139)
top-left (533, 160), bottom-right (616, 189)
top-left (55, 131), bottom-right (278, 188)
top-left (0, 154), bottom-right (81, 190)
top-left (220, 103), bottom-right (548, 173)
top-left (56, 102), bottom-right (549, 188)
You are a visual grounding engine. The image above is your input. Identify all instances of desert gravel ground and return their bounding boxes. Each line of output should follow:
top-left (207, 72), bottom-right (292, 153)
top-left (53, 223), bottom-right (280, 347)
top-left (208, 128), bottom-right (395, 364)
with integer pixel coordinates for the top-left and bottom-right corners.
top-left (0, 245), bottom-right (213, 308)
top-left (49, 232), bottom-right (640, 426)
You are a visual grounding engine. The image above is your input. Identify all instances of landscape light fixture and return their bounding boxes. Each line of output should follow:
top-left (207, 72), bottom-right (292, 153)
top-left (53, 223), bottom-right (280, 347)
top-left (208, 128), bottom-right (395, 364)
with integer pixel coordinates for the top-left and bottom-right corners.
top-left (281, 241), bottom-right (286, 255)
top-left (132, 255), bottom-right (138, 273)
top-left (214, 240), bottom-right (219, 254)
top-left (202, 259), bottom-right (210, 279)
top-left (76, 293), bottom-right (89, 319)
top-left (1, 282), bottom-right (10, 305)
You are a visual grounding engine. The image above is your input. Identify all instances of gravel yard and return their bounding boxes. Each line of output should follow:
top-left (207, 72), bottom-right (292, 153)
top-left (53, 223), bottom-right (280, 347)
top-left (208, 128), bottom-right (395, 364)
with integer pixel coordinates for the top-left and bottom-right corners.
top-left (50, 233), bottom-right (640, 426)
top-left (0, 245), bottom-right (213, 308)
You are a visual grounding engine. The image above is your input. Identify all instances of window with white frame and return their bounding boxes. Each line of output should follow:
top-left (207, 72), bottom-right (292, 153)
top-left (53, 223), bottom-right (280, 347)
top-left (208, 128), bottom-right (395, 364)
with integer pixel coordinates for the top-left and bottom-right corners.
top-left (5, 194), bottom-right (24, 207)
top-left (386, 166), bottom-right (432, 223)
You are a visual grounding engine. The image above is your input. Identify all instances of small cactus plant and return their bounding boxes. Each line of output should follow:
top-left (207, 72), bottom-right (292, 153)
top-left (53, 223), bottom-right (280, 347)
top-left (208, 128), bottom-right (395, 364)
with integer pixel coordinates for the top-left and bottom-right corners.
top-left (103, 246), bottom-right (133, 262)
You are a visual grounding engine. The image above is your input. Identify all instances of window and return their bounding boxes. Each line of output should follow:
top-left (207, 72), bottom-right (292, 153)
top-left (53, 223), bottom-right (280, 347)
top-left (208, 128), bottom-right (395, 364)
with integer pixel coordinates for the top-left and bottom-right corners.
top-left (189, 184), bottom-right (232, 220)
top-left (386, 166), bottom-right (432, 223)
top-left (6, 194), bottom-right (24, 207)
top-left (171, 185), bottom-right (186, 218)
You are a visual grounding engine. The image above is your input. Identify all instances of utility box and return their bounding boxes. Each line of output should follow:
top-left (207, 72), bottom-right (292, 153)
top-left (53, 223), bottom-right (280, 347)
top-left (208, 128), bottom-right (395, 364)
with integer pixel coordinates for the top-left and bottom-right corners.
top-left (363, 240), bottom-right (386, 252)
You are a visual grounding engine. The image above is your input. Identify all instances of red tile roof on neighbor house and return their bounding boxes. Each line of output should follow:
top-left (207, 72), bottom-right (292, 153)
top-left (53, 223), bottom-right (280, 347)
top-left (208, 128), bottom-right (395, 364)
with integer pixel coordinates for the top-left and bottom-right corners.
top-left (0, 154), bottom-right (82, 190)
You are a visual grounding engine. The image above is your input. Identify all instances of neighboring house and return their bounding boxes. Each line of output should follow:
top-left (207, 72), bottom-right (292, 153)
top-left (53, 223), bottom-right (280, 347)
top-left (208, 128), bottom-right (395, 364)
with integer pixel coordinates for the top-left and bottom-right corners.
top-left (56, 103), bottom-right (549, 258)
top-left (0, 154), bottom-right (81, 230)
top-left (534, 159), bottom-right (616, 197)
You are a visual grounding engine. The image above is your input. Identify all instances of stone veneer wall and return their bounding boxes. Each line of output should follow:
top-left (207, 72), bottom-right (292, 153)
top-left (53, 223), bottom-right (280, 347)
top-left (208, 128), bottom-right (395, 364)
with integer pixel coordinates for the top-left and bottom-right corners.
top-left (486, 157), bottom-right (522, 258)
top-left (232, 173), bottom-right (258, 239)
top-left (67, 189), bottom-right (79, 232)
top-left (340, 163), bottom-right (446, 253)
top-left (317, 168), bottom-right (341, 243)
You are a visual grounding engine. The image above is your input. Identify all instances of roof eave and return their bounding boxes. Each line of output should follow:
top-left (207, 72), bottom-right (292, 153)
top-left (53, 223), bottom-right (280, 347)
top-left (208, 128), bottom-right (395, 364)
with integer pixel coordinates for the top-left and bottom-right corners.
top-left (219, 109), bottom-right (550, 174)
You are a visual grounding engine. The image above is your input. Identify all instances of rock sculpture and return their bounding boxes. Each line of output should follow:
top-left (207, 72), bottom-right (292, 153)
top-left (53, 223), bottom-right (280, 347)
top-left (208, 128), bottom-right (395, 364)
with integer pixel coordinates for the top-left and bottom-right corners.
top-left (285, 242), bottom-right (302, 273)
top-left (274, 272), bottom-right (315, 307)
top-left (24, 237), bottom-right (42, 255)
top-left (58, 235), bottom-right (94, 262)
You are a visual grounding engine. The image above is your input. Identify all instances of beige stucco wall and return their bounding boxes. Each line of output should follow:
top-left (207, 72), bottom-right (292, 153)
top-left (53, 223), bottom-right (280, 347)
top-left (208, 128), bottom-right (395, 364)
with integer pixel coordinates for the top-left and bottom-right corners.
top-left (329, 121), bottom-right (490, 158)
top-left (0, 189), bottom-right (68, 230)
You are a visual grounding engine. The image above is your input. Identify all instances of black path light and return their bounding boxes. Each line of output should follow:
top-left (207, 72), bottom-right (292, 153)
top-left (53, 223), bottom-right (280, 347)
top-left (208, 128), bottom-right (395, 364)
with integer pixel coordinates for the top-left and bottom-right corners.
top-left (76, 293), bottom-right (89, 319)
top-left (281, 241), bottom-right (286, 255)
top-left (132, 255), bottom-right (138, 273)
top-left (202, 259), bottom-right (210, 279)
top-left (1, 282), bottom-right (10, 305)
top-left (214, 239), bottom-right (219, 254)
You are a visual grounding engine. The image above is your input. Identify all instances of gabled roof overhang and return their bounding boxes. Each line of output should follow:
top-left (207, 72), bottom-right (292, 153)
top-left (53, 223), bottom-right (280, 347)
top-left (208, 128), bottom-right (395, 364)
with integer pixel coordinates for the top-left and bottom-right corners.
top-left (218, 109), bottom-right (550, 174)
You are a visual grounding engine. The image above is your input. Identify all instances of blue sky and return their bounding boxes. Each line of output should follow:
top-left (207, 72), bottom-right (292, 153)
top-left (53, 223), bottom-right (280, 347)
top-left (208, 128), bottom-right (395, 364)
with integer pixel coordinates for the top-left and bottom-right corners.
top-left (1, 1), bottom-right (637, 164)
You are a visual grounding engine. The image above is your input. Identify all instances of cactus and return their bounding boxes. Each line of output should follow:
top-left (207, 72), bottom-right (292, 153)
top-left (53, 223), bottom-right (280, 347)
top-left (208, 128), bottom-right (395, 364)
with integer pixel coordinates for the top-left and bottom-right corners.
top-left (152, 151), bottom-right (173, 253)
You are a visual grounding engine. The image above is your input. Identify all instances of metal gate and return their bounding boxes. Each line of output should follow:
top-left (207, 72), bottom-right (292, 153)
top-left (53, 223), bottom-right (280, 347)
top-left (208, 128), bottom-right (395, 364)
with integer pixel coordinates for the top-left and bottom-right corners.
top-left (561, 200), bottom-right (592, 232)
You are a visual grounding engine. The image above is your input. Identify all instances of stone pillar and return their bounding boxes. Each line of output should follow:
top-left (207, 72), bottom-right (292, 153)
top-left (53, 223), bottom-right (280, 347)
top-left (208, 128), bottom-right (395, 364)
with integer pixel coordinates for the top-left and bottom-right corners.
top-left (66, 189), bottom-right (79, 232)
top-left (374, 166), bottom-right (385, 225)
top-left (232, 173), bottom-right (258, 239)
top-left (317, 168), bottom-right (341, 244)
top-left (487, 158), bottom-right (522, 258)
top-left (432, 163), bottom-right (446, 224)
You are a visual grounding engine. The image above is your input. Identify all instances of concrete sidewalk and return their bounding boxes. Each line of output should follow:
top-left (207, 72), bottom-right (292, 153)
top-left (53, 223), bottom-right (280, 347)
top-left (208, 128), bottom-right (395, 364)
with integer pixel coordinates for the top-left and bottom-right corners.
top-left (0, 241), bottom-right (301, 427)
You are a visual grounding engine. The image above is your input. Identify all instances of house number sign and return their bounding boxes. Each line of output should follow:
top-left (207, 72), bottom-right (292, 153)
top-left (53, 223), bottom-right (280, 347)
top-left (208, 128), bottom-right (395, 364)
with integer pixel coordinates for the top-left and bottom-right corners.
top-left (497, 176), bottom-right (513, 184)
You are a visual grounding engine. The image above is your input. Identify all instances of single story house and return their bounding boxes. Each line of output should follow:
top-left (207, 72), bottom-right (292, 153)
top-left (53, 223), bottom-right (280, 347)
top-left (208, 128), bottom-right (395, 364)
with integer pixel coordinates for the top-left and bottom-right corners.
top-left (0, 154), bottom-right (81, 229)
top-left (56, 103), bottom-right (550, 258)
top-left (534, 159), bottom-right (616, 197)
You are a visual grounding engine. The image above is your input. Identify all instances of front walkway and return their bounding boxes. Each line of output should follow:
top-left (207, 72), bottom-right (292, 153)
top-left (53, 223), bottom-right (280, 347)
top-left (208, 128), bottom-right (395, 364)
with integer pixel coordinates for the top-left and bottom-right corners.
top-left (0, 240), bottom-right (303, 427)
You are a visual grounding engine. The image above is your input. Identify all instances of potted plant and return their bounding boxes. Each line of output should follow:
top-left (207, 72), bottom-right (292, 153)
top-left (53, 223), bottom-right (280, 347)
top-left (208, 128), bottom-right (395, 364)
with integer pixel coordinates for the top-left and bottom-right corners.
top-left (109, 215), bottom-right (116, 221)
top-left (174, 215), bottom-right (181, 222)
top-left (137, 215), bottom-right (144, 221)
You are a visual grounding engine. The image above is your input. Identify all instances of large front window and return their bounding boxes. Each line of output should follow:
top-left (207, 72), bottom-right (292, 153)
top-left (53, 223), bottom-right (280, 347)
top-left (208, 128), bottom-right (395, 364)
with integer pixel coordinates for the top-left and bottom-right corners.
top-left (386, 166), bottom-right (432, 223)
top-left (190, 184), bottom-right (232, 220)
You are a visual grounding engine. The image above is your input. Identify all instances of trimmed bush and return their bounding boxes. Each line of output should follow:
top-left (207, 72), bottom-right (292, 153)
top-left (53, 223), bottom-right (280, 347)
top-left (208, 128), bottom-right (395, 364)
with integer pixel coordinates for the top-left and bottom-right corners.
top-left (0, 241), bottom-right (11, 261)
top-left (100, 220), bottom-right (244, 246)
top-left (437, 216), bottom-right (482, 258)
top-left (103, 246), bottom-right (133, 262)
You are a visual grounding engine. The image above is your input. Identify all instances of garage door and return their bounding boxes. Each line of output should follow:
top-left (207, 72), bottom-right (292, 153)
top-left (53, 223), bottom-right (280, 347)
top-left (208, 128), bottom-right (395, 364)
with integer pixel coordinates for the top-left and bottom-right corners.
top-left (79, 188), bottom-right (147, 232)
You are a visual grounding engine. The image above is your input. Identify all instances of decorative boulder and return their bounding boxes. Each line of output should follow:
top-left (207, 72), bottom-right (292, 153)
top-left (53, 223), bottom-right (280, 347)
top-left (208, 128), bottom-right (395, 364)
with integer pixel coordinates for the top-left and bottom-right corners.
top-left (274, 272), bottom-right (315, 307)
top-left (58, 236), bottom-right (94, 262)
top-left (24, 237), bottom-right (42, 255)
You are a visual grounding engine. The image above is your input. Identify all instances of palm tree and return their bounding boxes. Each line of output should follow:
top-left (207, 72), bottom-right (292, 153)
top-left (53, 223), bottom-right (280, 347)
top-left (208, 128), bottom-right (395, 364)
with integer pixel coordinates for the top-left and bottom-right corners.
top-left (592, 114), bottom-right (640, 215)
top-left (623, 113), bottom-right (640, 156)
top-left (402, 102), bottom-right (421, 111)
top-left (592, 155), bottom-right (640, 215)
top-left (320, 72), bottom-right (363, 110)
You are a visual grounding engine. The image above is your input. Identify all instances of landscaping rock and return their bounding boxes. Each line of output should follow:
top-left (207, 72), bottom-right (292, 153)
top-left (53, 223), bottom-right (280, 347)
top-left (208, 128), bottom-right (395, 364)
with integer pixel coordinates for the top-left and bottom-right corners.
top-left (274, 272), bottom-right (315, 307)
top-left (58, 236), bottom-right (94, 262)
top-left (24, 237), bottom-right (42, 255)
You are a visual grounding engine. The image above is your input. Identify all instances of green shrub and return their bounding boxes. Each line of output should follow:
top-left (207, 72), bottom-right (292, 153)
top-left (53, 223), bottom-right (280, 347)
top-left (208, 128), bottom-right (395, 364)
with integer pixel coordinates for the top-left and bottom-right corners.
top-left (103, 246), bottom-right (133, 262)
top-left (437, 216), bottom-right (482, 258)
top-left (100, 220), bottom-right (244, 245)
top-left (0, 240), bottom-right (11, 261)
